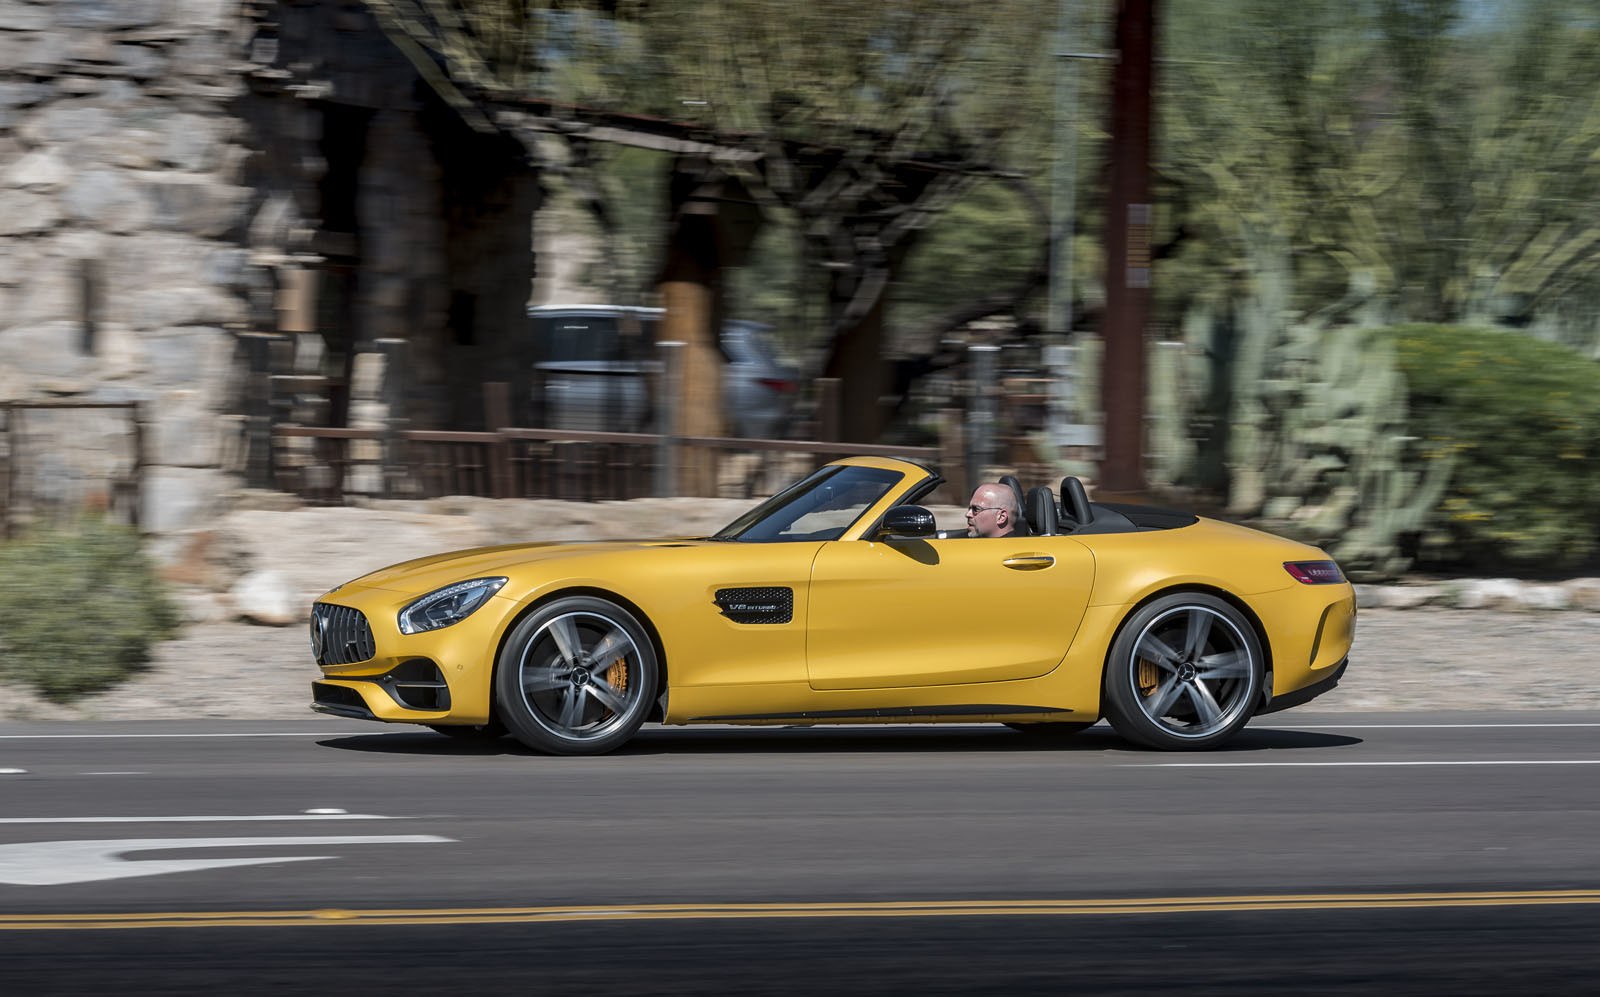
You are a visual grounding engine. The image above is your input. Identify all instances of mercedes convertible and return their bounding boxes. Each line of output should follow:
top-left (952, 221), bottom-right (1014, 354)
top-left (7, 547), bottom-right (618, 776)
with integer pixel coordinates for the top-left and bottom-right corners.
top-left (309, 456), bottom-right (1354, 753)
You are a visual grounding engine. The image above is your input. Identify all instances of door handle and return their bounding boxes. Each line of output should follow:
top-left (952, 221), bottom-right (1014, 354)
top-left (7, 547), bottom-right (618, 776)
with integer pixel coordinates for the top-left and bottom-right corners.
top-left (1002, 555), bottom-right (1055, 570)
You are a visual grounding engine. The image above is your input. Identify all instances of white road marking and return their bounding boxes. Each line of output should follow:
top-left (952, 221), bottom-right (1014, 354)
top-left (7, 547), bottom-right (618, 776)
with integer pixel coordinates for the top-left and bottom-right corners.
top-left (0, 732), bottom-right (368, 740)
top-left (1139, 759), bottom-right (1600, 768)
top-left (82, 772), bottom-right (147, 776)
top-left (0, 813), bottom-right (403, 824)
top-left (0, 768), bottom-right (26, 774)
top-left (0, 835), bottom-right (453, 886)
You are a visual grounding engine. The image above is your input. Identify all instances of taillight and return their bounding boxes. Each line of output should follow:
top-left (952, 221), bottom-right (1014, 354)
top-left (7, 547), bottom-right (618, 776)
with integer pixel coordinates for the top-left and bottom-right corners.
top-left (1284, 560), bottom-right (1346, 584)
top-left (757, 378), bottom-right (799, 394)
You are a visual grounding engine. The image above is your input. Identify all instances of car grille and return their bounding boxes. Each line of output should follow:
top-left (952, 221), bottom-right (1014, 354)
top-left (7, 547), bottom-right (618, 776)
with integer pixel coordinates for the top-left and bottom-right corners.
top-left (310, 602), bottom-right (376, 665)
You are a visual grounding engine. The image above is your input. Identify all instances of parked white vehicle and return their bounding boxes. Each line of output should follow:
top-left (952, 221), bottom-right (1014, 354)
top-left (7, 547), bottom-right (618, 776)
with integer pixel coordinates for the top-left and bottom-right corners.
top-left (527, 305), bottom-right (799, 438)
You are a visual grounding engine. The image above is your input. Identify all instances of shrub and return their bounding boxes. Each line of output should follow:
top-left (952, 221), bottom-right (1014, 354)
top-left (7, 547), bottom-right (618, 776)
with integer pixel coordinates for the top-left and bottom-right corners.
top-left (0, 517), bottom-right (180, 702)
top-left (1388, 324), bottom-right (1600, 572)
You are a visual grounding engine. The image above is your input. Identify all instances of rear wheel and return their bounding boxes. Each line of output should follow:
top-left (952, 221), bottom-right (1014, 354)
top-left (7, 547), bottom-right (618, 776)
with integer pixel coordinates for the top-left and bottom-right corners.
top-left (494, 596), bottom-right (659, 756)
top-left (1102, 592), bottom-right (1263, 750)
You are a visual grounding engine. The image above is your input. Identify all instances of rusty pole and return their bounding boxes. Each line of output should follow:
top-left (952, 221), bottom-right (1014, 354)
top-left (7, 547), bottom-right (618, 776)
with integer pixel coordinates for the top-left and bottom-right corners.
top-left (1098, 0), bottom-right (1155, 497)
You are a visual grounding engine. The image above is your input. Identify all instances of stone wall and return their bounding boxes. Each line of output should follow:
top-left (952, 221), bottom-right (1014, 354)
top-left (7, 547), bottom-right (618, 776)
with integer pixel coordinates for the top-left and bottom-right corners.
top-left (1, 0), bottom-right (543, 533)
top-left (0, 0), bottom-right (252, 532)
top-left (241, 0), bottom-right (540, 433)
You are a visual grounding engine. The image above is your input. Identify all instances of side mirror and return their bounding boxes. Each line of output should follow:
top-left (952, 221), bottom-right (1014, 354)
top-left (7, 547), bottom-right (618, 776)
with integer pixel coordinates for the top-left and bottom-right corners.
top-left (874, 505), bottom-right (936, 540)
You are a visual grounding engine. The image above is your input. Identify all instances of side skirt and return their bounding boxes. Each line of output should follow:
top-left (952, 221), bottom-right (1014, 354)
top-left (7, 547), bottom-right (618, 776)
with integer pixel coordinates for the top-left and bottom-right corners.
top-left (685, 704), bottom-right (1077, 723)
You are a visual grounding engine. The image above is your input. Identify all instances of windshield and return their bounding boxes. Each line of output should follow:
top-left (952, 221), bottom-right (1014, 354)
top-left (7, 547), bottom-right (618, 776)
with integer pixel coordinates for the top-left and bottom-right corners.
top-left (712, 465), bottom-right (904, 543)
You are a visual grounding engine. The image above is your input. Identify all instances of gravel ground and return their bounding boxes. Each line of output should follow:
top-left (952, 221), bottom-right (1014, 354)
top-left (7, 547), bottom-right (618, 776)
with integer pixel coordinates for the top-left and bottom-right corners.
top-left (6, 606), bottom-right (1597, 722)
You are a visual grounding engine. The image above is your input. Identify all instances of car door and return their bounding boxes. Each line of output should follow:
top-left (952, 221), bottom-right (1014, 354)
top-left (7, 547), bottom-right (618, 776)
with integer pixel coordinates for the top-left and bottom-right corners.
top-left (805, 534), bottom-right (1095, 691)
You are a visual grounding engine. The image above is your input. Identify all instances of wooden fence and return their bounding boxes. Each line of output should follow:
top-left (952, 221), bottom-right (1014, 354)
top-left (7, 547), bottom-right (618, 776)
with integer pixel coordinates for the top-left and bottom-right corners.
top-left (269, 423), bottom-right (945, 504)
top-left (1, 401), bottom-right (146, 538)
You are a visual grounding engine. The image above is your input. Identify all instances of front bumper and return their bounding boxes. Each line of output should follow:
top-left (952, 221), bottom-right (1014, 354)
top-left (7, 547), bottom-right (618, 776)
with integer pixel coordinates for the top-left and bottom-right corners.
top-left (311, 658), bottom-right (453, 720)
top-left (307, 588), bottom-right (516, 725)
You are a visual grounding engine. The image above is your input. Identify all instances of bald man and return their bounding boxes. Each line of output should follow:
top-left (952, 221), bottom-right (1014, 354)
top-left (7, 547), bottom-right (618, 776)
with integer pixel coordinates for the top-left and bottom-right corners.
top-left (966, 482), bottom-right (1024, 538)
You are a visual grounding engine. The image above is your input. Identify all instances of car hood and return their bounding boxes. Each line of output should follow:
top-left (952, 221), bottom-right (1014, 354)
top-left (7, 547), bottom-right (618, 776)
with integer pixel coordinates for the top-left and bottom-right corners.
top-left (331, 538), bottom-right (707, 597)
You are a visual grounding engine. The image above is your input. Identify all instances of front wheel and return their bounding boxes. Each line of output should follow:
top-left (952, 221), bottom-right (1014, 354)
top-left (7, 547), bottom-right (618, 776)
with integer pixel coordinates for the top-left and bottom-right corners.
top-left (1102, 593), bottom-right (1263, 750)
top-left (494, 596), bottom-right (659, 756)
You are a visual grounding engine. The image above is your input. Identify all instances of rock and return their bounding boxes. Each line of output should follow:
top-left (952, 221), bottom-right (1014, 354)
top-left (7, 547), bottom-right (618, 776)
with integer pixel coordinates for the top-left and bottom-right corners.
top-left (0, 81), bottom-right (52, 113)
top-left (57, 0), bottom-right (174, 31)
top-left (140, 465), bottom-right (230, 533)
top-left (155, 527), bottom-right (249, 589)
top-left (0, 257), bottom-right (75, 324)
top-left (228, 569), bottom-right (301, 627)
top-left (1519, 584), bottom-right (1572, 611)
top-left (0, 322), bottom-right (96, 378)
top-left (143, 172), bottom-right (247, 237)
top-left (148, 388), bottom-right (221, 466)
top-left (1440, 579), bottom-right (1571, 612)
top-left (6, 28), bottom-right (68, 76)
top-left (173, 587), bottom-right (229, 624)
top-left (1361, 584), bottom-right (1445, 609)
top-left (125, 285), bottom-right (242, 330)
top-left (1563, 578), bottom-right (1600, 612)
top-left (62, 169), bottom-right (152, 233)
top-left (140, 326), bottom-right (229, 389)
top-left (0, 0), bottom-right (50, 31)
top-left (0, 189), bottom-right (62, 235)
top-left (159, 112), bottom-right (219, 171)
top-left (18, 102), bottom-right (112, 146)
top-left (4, 148), bottom-right (70, 191)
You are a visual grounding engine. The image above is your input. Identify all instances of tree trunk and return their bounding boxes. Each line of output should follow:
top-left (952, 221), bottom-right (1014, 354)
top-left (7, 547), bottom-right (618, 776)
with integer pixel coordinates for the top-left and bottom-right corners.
top-left (658, 210), bottom-right (724, 496)
top-left (822, 281), bottom-right (891, 443)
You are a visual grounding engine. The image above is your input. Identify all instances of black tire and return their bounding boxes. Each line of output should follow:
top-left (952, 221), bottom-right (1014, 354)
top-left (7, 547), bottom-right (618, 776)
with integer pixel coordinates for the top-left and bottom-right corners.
top-left (1102, 592), bottom-right (1263, 750)
top-left (493, 596), bottom-right (659, 756)
top-left (426, 720), bottom-right (506, 740)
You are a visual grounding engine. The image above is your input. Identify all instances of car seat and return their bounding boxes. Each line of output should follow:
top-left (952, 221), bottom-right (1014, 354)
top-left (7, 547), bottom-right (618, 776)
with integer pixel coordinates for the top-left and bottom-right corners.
top-left (1060, 476), bottom-right (1093, 529)
top-left (1024, 486), bottom-right (1059, 537)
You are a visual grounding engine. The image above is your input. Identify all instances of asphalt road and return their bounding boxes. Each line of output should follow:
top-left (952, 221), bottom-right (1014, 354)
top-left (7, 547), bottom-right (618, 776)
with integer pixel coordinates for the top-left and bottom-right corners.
top-left (3, 712), bottom-right (1598, 994)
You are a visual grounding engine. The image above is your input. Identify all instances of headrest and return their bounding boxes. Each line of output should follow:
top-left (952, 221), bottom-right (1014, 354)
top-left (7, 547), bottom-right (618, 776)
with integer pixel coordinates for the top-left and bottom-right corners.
top-left (1025, 486), bottom-right (1059, 537)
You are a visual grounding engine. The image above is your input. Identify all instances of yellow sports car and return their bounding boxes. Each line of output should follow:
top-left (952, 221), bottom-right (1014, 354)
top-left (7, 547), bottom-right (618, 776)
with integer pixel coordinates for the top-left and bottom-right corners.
top-left (309, 456), bottom-right (1354, 753)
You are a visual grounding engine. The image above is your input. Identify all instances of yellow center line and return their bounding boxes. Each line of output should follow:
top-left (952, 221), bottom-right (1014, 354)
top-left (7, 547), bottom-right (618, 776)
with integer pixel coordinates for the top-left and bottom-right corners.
top-left (5, 889), bottom-right (1600, 930)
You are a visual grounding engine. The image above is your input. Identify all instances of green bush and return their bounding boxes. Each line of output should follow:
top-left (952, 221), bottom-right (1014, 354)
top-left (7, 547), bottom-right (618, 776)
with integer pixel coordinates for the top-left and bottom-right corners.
top-left (0, 518), bottom-right (180, 702)
top-left (1388, 324), bottom-right (1600, 572)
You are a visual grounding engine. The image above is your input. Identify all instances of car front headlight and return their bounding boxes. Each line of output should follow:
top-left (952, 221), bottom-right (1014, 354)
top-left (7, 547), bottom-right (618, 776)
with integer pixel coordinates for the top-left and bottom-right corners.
top-left (398, 577), bottom-right (508, 635)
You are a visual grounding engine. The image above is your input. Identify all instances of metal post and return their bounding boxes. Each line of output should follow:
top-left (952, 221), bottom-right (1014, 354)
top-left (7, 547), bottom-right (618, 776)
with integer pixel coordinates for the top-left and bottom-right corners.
top-left (1048, 0), bottom-right (1080, 338)
top-left (967, 345), bottom-right (1000, 491)
top-left (376, 338), bottom-right (408, 498)
top-left (1, 403), bottom-right (14, 539)
top-left (656, 340), bottom-right (684, 497)
top-left (129, 401), bottom-right (145, 533)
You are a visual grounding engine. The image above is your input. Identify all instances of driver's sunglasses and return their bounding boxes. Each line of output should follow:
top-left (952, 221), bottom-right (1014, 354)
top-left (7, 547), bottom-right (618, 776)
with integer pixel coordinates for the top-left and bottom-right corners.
top-left (967, 505), bottom-right (1004, 515)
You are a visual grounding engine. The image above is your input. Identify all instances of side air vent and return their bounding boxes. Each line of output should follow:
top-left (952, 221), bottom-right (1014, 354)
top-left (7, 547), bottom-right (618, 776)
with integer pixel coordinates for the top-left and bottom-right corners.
top-left (714, 587), bottom-right (794, 625)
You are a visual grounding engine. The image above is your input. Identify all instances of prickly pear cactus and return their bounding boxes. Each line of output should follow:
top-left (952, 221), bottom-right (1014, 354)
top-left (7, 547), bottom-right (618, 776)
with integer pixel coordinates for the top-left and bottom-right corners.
top-left (1231, 319), bottom-right (1453, 580)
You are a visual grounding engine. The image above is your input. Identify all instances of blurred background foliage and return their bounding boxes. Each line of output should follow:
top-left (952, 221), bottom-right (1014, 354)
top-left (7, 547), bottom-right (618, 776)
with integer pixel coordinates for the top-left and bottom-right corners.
top-left (392, 0), bottom-right (1600, 576)
top-left (0, 518), bottom-right (179, 702)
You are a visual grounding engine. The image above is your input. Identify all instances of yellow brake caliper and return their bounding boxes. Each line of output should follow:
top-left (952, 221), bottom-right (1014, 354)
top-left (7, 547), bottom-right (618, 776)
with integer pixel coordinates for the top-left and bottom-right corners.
top-left (603, 658), bottom-right (628, 718)
top-left (1137, 657), bottom-right (1161, 697)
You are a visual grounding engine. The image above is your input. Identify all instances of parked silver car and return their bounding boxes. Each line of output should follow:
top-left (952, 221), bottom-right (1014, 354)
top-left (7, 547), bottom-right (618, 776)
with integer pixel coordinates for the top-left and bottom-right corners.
top-left (528, 304), bottom-right (799, 438)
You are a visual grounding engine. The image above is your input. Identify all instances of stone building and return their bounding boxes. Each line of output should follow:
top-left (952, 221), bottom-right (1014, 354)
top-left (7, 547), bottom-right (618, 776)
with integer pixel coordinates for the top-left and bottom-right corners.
top-left (0, 0), bottom-right (539, 534)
